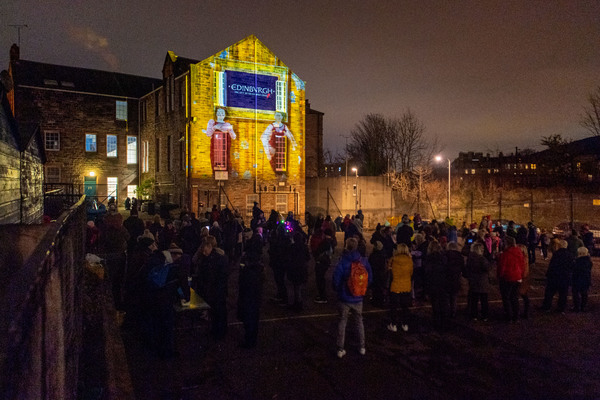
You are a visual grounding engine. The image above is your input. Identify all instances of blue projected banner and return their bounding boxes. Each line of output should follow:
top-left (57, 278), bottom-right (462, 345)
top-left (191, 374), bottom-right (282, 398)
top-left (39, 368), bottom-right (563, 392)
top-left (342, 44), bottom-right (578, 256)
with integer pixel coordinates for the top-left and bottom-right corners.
top-left (226, 71), bottom-right (277, 111)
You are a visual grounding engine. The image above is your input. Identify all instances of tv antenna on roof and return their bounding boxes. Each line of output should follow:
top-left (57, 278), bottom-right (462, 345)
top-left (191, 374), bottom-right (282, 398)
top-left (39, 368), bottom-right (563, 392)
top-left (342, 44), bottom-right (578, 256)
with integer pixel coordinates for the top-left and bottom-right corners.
top-left (9, 24), bottom-right (28, 47)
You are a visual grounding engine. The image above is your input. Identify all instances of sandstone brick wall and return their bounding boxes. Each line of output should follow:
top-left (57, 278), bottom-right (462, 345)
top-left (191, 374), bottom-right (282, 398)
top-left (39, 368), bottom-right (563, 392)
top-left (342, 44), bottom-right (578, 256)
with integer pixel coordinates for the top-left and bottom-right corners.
top-left (14, 88), bottom-right (140, 204)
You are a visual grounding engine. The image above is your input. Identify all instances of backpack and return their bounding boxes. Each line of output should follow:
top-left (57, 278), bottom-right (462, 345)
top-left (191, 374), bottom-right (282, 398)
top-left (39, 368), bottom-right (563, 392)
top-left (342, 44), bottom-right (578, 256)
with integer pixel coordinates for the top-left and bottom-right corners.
top-left (347, 259), bottom-right (369, 296)
top-left (148, 262), bottom-right (171, 289)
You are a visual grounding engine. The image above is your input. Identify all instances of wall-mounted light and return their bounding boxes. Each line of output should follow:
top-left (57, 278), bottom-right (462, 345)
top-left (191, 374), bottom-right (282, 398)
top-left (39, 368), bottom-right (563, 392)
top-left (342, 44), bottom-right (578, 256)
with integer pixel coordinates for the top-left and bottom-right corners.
top-left (89, 171), bottom-right (95, 177)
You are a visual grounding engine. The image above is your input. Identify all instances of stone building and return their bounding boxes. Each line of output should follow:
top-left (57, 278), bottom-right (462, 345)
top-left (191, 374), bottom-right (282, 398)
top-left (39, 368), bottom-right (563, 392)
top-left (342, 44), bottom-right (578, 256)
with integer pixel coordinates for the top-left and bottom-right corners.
top-left (305, 100), bottom-right (324, 178)
top-left (8, 44), bottom-right (161, 204)
top-left (140, 35), bottom-right (311, 221)
top-left (0, 70), bottom-right (45, 224)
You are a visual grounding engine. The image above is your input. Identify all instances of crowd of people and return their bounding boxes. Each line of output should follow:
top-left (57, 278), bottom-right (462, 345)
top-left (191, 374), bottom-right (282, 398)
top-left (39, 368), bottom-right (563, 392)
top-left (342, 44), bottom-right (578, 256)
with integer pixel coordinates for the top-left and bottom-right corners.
top-left (85, 203), bottom-right (595, 359)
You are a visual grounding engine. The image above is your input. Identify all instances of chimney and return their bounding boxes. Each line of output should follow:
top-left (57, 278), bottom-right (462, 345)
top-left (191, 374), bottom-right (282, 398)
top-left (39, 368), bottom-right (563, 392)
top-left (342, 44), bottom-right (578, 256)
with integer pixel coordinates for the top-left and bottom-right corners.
top-left (10, 44), bottom-right (20, 62)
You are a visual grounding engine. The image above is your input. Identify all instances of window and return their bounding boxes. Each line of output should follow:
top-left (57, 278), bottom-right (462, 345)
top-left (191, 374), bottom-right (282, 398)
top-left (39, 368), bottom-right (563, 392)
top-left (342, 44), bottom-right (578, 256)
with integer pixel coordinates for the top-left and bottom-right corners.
top-left (274, 135), bottom-right (287, 171)
top-left (85, 134), bottom-right (97, 152)
top-left (127, 185), bottom-right (137, 199)
top-left (116, 100), bottom-right (127, 120)
top-left (169, 76), bottom-right (175, 111)
top-left (155, 138), bottom-right (160, 172)
top-left (246, 194), bottom-right (259, 217)
top-left (167, 135), bottom-right (172, 171)
top-left (107, 177), bottom-right (118, 200)
top-left (141, 99), bottom-right (147, 122)
top-left (179, 80), bottom-right (185, 107)
top-left (45, 166), bottom-right (61, 183)
top-left (127, 136), bottom-right (137, 164)
top-left (276, 194), bottom-right (287, 214)
top-left (214, 71), bottom-right (226, 106)
top-left (45, 131), bottom-right (60, 151)
top-left (107, 135), bottom-right (117, 157)
top-left (180, 135), bottom-right (185, 171)
top-left (276, 80), bottom-right (287, 113)
top-left (154, 92), bottom-right (160, 116)
top-left (142, 141), bottom-right (149, 172)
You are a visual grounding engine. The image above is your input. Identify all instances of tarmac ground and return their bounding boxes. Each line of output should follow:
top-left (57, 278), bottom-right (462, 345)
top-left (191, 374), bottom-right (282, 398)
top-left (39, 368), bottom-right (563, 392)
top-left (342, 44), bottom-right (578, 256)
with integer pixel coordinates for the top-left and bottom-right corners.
top-left (120, 231), bottom-right (600, 400)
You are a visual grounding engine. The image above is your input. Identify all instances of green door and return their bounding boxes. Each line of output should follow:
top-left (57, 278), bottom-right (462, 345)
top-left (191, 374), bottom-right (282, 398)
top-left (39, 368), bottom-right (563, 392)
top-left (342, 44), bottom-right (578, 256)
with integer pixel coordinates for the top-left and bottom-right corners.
top-left (84, 176), bottom-right (97, 199)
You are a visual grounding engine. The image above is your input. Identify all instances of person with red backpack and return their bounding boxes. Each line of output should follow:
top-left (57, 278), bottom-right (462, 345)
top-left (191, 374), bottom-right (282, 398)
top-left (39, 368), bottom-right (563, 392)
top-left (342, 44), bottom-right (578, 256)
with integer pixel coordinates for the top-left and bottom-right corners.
top-left (332, 238), bottom-right (373, 358)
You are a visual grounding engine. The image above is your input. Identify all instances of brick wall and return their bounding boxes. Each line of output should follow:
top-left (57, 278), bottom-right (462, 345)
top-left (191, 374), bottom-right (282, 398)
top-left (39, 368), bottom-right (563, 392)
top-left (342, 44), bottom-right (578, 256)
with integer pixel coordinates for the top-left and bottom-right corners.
top-left (14, 88), bottom-right (139, 205)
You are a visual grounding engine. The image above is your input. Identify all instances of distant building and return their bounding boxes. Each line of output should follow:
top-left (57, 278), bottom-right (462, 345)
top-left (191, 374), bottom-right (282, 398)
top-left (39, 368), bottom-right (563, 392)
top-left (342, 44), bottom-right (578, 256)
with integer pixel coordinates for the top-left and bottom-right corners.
top-left (0, 68), bottom-right (45, 224)
top-left (305, 101), bottom-right (324, 178)
top-left (453, 139), bottom-right (600, 187)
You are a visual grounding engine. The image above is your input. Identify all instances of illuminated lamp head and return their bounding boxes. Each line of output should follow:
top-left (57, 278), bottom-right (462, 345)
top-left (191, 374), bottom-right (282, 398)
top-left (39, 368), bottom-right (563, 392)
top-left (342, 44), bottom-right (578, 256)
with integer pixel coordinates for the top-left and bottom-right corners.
top-left (216, 108), bottom-right (226, 122)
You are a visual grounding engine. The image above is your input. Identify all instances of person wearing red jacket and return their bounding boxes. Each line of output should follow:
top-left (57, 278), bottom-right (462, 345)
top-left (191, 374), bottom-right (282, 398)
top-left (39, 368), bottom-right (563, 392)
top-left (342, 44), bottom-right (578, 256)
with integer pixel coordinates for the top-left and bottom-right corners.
top-left (497, 236), bottom-right (525, 322)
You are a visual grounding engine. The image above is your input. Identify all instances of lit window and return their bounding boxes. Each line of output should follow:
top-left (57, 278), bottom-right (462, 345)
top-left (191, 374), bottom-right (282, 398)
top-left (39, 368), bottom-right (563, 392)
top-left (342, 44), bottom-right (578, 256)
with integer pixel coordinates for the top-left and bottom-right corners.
top-left (43, 79), bottom-right (58, 86)
top-left (214, 71), bottom-right (226, 106)
top-left (338, 167), bottom-right (341, 172)
top-left (142, 141), bottom-right (149, 172)
top-left (107, 135), bottom-right (117, 157)
top-left (531, 164), bottom-right (536, 170)
top-left (246, 194), bottom-right (259, 217)
top-left (487, 169), bottom-right (491, 174)
top-left (127, 185), bottom-right (137, 198)
top-left (276, 80), bottom-right (287, 113)
top-left (45, 131), bottom-right (60, 151)
top-left (471, 169), bottom-right (476, 174)
top-left (127, 136), bottom-right (137, 164)
top-left (276, 194), bottom-right (287, 214)
top-left (45, 166), bottom-right (61, 183)
top-left (465, 169), bottom-right (469, 174)
top-left (86, 134), bottom-right (97, 152)
top-left (107, 177), bottom-right (118, 200)
top-left (116, 100), bottom-right (127, 121)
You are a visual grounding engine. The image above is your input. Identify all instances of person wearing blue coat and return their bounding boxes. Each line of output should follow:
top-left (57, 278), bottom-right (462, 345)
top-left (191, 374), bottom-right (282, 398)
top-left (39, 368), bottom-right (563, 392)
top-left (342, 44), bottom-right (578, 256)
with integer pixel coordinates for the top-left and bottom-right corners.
top-left (332, 238), bottom-right (373, 358)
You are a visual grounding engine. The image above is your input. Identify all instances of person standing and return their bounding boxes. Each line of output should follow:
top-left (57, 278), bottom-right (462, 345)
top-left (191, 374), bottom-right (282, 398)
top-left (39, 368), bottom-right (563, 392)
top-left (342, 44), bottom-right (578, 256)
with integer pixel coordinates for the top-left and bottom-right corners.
top-left (313, 229), bottom-right (334, 304)
top-left (526, 222), bottom-right (539, 265)
top-left (572, 247), bottom-right (592, 312)
top-left (387, 243), bottom-right (413, 332)
top-left (195, 241), bottom-right (229, 340)
top-left (287, 232), bottom-right (310, 312)
top-left (237, 232), bottom-right (265, 348)
top-left (541, 239), bottom-right (574, 313)
top-left (445, 241), bottom-right (464, 318)
top-left (516, 244), bottom-right (531, 319)
top-left (465, 242), bottom-right (491, 321)
top-left (424, 240), bottom-right (450, 331)
top-left (497, 236), bottom-right (525, 322)
top-left (332, 238), bottom-right (373, 358)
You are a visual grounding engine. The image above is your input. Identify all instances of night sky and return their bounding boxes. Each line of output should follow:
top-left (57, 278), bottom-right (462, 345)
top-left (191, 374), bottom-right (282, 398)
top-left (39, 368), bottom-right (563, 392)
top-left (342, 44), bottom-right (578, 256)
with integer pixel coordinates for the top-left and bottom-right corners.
top-left (1, 0), bottom-right (599, 159)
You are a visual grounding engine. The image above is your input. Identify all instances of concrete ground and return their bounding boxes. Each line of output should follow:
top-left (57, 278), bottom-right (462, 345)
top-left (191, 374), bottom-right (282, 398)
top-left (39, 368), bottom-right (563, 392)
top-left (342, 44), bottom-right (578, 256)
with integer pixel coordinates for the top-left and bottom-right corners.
top-left (120, 231), bottom-right (600, 400)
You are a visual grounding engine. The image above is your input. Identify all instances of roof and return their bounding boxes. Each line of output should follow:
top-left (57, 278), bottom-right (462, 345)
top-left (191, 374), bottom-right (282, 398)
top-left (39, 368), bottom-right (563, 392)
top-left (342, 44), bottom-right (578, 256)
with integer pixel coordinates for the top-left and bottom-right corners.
top-left (165, 51), bottom-right (200, 77)
top-left (10, 59), bottom-right (162, 98)
top-left (534, 136), bottom-right (600, 160)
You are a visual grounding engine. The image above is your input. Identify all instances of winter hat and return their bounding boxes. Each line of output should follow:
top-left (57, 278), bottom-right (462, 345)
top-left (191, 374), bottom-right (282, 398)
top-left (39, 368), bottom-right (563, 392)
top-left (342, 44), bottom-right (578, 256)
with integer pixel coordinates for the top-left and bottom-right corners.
top-left (138, 237), bottom-right (155, 249)
top-left (168, 243), bottom-right (183, 255)
top-left (137, 229), bottom-right (155, 242)
top-left (162, 250), bottom-right (173, 265)
top-left (375, 241), bottom-right (384, 251)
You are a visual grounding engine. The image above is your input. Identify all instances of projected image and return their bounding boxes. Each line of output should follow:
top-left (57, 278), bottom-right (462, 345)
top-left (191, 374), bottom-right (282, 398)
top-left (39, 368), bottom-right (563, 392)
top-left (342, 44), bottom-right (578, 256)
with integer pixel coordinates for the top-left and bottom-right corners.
top-left (203, 108), bottom-right (237, 172)
top-left (261, 111), bottom-right (297, 172)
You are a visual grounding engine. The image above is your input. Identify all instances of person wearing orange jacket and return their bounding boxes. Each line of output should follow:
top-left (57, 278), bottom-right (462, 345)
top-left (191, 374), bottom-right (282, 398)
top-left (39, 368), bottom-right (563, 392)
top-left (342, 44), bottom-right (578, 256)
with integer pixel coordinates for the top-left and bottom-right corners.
top-left (497, 236), bottom-right (526, 322)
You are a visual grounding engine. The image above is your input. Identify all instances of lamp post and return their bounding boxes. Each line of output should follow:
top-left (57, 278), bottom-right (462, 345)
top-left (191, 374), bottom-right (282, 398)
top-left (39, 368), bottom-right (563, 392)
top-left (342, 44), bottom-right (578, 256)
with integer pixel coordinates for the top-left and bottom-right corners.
top-left (351, 167), bottom-right (358, 214)
top-left (435, 156), bottom-right (451, 219)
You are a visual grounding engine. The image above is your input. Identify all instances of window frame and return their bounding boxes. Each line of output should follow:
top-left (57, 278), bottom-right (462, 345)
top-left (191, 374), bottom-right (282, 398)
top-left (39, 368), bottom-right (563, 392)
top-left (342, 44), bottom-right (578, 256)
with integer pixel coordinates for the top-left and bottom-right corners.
top-left (44, 131), bottom-right (60, 151)
top-left (85, 133), bottom-right (97, 152)
top-left (127, 136), bottom-right (137, 164)
top-left (276, 194), bottom-right (287, 214)
top-left (116, 100), bottom-right (128, 121)
top-left (107, 134), bottom-right (118, 158)
top-left (45, 165), bottom-right (61, 183)
top-left (107, 177), bottom-right (118, 201)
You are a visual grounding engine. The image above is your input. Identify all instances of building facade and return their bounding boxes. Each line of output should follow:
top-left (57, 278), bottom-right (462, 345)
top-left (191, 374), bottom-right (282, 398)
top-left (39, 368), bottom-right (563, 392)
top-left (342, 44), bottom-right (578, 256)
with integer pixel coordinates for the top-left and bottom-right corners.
top-left (140, 36), bottom-right (308, 220)
top-left (8, 44), bottom-right (161, 204)
top-left (0, 71), bottom-right (45, 224)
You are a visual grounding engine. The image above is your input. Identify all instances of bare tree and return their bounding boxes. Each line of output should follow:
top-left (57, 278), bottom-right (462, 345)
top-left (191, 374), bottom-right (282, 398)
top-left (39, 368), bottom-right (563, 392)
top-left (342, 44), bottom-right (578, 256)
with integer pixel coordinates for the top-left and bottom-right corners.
top-left (347, 110), bottom-right (437, 177)
top-left (580, 86), bottom-right (600, 136)
top-left (347, 114), bottom-right (391, 175)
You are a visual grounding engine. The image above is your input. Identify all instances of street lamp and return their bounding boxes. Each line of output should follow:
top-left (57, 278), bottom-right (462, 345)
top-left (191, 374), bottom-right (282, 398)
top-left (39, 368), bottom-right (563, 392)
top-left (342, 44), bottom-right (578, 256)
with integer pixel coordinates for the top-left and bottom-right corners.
top-left (351, 167), bottom-right (358, 214)
top-left (435, 156), bottom-right (451, 219)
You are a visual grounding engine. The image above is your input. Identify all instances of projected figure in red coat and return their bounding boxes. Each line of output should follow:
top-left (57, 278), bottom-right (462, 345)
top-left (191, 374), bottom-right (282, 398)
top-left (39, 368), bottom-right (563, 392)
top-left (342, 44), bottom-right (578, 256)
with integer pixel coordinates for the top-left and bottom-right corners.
top-left (261, 112), bottom-right (297, 172)
top-left (203, 108), bottom-right (236, 172)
